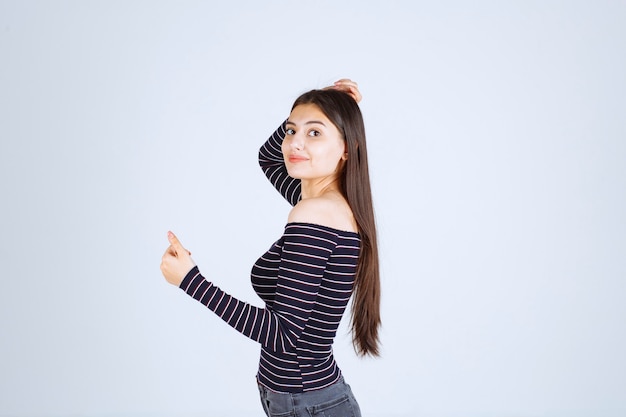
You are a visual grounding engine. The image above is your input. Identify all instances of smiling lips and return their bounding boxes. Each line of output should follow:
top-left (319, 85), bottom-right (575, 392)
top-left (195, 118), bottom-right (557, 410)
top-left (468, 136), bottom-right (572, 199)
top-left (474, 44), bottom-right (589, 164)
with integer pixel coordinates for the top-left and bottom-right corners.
top-left (288, 154), bottom-right (308, 163)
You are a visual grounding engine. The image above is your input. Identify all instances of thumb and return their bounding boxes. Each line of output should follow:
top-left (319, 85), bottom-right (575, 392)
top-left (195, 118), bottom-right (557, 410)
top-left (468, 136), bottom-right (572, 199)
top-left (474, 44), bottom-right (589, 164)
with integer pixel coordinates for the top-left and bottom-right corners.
top-left (167, 231), bottom-right (186, 253)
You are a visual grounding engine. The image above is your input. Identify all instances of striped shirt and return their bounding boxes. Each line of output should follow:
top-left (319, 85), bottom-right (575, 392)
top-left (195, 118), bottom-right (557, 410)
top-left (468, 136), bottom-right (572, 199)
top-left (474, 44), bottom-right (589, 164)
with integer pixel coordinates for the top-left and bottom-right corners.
top-left (180, 121), bottom-right (360, 393)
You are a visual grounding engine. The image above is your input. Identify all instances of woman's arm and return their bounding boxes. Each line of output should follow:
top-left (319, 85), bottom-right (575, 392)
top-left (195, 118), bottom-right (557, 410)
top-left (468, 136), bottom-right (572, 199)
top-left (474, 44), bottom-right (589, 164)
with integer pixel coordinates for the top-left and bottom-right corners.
top-left (258, 120), bottom-right (301, 206)
top-left (173, 224), bottom-right (339, 353)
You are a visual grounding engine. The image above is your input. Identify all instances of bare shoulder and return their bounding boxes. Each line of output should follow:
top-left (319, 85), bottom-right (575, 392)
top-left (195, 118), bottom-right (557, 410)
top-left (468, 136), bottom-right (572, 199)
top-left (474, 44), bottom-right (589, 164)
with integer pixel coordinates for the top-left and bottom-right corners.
top-left (288, 192), bottom-right (358, 233)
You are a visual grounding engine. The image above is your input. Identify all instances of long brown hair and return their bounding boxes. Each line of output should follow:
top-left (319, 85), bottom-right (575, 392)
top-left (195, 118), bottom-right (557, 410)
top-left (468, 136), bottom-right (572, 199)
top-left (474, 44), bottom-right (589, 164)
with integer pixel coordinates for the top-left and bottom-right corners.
top-left (292, 89), bottom-right (381, 357)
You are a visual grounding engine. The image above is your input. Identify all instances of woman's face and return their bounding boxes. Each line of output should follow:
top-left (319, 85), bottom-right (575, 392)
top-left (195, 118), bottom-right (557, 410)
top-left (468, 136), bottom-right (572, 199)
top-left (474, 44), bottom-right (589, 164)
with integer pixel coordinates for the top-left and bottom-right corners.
top-left (282, 103), bottom-right (346, 182)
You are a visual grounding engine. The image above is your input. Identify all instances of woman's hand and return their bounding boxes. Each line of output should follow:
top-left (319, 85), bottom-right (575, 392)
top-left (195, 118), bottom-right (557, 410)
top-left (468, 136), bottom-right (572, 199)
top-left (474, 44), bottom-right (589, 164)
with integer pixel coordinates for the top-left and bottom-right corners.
top-left (325, 79), bottom-right (362, 103)
top-left (160, 231), bottom-right (196, 286)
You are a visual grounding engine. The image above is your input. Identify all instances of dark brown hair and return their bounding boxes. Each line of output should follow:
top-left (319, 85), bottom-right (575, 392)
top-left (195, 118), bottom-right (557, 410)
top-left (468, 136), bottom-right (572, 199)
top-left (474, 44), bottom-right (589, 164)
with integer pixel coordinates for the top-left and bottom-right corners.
top-left (292, 89), bottom-right (381, 357)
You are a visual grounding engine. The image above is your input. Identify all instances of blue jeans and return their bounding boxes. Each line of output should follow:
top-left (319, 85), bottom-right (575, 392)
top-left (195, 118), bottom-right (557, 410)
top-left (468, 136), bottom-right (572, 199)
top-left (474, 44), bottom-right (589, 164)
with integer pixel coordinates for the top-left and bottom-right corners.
top-left (257, 377), bottom-right (362, 417)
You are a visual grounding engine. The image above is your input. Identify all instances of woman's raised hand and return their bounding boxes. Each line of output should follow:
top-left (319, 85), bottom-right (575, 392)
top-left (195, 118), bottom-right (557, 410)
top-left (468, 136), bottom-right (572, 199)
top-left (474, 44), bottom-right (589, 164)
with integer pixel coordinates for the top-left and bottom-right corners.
top-left (160, 231), bottom-right (196, 286)
top-left (325, 79), bottom-right (362, 103)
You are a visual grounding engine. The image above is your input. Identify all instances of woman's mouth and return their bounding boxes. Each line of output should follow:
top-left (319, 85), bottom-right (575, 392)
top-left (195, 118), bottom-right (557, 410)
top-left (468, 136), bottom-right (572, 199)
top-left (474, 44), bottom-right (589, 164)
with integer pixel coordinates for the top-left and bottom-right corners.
top-left (288, 155), bottom-right (308, 163)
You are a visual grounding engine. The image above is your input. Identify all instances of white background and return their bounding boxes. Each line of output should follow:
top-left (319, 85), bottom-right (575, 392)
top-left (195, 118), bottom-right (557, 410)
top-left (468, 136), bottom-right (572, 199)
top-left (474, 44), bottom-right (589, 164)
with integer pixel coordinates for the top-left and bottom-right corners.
top-left (1, 1), bottom-right (625, 416)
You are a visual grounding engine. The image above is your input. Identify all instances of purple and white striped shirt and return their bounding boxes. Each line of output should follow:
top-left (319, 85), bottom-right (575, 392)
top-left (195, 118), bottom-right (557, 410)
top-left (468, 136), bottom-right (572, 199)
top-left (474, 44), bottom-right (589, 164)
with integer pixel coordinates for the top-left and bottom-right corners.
top-left (180, 122), bottom-right (360, 393)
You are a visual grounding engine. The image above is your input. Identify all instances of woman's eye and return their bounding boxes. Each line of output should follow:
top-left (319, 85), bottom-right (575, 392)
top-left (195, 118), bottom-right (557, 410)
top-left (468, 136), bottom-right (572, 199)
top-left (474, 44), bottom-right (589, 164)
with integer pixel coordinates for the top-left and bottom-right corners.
top-left (307, 130), bottom-right (320, 137)
top-left (286, 128), bottom-right (295, 135)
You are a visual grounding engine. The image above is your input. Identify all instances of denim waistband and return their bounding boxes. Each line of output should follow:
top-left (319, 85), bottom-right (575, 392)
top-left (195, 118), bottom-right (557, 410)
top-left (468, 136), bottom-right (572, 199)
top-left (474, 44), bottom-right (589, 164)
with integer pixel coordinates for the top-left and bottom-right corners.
top-left (257, 375), bottom-right (360, 417)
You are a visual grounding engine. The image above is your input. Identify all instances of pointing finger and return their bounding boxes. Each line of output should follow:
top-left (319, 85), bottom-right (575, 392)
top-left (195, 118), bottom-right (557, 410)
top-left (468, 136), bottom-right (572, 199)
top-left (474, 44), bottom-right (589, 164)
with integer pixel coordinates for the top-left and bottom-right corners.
top-left (167, 231), bottom-right (186, 252)
top-left (166, 231), bottom-right (193, 257)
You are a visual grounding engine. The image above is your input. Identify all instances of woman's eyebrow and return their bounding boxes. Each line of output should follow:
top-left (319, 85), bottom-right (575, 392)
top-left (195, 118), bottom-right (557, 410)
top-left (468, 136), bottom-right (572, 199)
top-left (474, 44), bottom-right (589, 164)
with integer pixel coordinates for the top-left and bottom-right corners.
top-left (286, 120), bottom-right (326, 127)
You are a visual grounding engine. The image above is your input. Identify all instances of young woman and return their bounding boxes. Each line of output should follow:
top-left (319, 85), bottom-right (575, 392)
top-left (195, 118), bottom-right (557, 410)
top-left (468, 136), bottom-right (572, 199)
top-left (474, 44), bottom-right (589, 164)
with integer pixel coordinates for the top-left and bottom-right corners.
top-left (160, 79), bottom-right (380, 417)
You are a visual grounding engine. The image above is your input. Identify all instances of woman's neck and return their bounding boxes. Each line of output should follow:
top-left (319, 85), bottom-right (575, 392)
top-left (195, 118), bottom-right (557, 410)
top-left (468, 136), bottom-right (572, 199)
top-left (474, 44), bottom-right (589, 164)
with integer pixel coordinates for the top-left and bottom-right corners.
top-left (300, 176), bottom-right (341, 200)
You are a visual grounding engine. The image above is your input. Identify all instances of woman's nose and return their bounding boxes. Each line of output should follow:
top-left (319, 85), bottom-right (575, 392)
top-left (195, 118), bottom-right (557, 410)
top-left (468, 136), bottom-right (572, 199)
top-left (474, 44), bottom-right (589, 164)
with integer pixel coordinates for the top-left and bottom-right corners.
top-left (290, 134), bottom-right (304, 150)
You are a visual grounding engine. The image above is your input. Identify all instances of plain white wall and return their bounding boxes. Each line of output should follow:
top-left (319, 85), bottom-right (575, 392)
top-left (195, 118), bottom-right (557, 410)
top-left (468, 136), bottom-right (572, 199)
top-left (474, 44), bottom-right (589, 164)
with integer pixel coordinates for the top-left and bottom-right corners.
top-left (1, 1), bottom-right (625, 416)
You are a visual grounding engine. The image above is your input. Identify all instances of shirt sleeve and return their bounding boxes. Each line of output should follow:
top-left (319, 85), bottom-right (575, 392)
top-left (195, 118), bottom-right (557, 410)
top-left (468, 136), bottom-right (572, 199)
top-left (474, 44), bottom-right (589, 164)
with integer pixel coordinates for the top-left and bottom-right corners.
top-left (258, 120), bottom-right (301, 206)
top-left (179, 223), bottom-right (338, 353)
